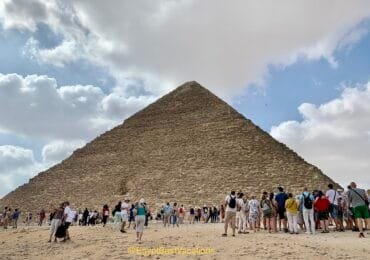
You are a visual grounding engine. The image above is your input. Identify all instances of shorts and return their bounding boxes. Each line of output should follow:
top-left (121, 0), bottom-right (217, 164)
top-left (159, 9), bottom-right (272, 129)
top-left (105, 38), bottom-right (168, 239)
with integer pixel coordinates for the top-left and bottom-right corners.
top-left (225, 211), bottom-right (236, 226)
top-left (121, 213), bottom-right (128, 222)
top-left (248, 212), bottom-right (258, 223)
top-left (329, 205), bottom-right (338, 219)
top-left (277, 208), bottom-right (286, 219)
top-left (353, 205), bottom-right (370, 219)
top-left (135, 215), bottom-right (145, 233)
top-left (317, 211), bottom-right (329, 220)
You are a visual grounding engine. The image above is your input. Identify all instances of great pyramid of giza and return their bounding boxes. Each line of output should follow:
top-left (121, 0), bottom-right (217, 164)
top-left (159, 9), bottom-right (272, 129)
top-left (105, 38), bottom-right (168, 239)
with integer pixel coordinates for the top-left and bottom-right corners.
top-left (0, 81), bottom-right (339, 212)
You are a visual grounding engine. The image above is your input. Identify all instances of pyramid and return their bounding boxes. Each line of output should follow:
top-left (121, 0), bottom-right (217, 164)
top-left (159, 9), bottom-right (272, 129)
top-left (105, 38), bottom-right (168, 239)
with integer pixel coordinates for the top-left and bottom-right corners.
top-left (0, 81), bottom-right (339, 212)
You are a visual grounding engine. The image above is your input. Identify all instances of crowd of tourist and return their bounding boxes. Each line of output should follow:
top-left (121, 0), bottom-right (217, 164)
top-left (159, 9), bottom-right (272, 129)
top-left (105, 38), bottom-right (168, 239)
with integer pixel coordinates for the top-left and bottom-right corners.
top-left (1, 181), bottom-right (369, 243)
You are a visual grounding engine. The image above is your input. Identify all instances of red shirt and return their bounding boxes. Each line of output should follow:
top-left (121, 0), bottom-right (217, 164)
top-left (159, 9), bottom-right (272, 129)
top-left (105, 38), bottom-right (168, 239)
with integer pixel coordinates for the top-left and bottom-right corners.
top-left (315, 197), bottom-right (330, 212)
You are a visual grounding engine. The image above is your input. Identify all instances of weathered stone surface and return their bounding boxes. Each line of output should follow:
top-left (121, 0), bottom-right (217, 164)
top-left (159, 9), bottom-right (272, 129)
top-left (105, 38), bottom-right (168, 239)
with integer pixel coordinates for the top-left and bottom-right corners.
top-left (0, 81), bottom-right (340, 212)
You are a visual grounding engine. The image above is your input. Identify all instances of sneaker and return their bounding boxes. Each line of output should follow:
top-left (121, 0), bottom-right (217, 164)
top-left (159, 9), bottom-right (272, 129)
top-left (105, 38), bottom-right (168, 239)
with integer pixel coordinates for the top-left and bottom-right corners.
top-left (221, 233), bottom-right (227, 237)
top-left (359, 232), bottom-right (365, 238)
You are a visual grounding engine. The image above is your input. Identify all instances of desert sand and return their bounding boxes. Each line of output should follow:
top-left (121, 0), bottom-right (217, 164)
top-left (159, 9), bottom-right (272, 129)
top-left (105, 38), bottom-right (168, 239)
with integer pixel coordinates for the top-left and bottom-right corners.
top-left (0, 222), bottom-right (369, 260)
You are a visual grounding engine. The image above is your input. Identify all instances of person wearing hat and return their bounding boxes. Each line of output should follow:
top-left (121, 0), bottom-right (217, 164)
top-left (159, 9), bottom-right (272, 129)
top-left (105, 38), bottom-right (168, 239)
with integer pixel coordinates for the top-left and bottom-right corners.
top-left (120, 198), bottom-right (130, 233)
top-left (135, 198), bottom-right (148, 243)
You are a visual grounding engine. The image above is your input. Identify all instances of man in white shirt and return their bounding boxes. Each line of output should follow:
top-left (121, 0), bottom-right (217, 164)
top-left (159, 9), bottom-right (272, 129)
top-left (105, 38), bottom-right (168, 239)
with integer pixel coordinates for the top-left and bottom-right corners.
top-left (120, 198), bottom-right (130, 233)
top-left (63, 201), bottom-right (74, 241)
top-left (325, 184), bottom-right (341, 230)
top-left (222, 190), bottom-right (242, 237)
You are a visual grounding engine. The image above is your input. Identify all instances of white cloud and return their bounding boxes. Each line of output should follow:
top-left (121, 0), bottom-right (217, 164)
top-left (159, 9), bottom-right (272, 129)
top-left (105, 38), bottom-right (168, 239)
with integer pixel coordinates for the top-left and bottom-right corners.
top-left (271, 83), bottom-right (370, 189)
top-left (0, 145), bottom-right (44, 197)
top-left (2, 1), bottom-right (370, 98)
top-left (41, 140), bottom-right (85, 165)
top-left (0, 73), bottom-right (154, 140)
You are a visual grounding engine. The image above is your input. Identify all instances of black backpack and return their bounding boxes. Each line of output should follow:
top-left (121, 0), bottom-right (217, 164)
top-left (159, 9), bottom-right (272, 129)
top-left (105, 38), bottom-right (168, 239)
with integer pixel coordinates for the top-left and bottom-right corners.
top-left (303, 193), bottom-right (313, 209)
top-left (229, 196), bottom-right (236, 208)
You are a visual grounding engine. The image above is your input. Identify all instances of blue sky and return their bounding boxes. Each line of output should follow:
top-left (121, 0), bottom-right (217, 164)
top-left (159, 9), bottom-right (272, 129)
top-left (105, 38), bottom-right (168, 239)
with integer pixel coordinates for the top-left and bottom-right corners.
top-left (0, 1), bottom-right (370, 197)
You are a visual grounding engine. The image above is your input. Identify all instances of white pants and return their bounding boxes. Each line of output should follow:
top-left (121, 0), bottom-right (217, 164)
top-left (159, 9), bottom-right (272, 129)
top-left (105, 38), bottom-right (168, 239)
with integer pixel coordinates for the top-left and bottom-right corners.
top-left (238, 212), bottom-right (247, 232)
top-left (303, 209), bottom-right (315, 234)
top-left (50, 219), bottom-right (61, 235)
top-left (287, 212), bottom-right (298, 233)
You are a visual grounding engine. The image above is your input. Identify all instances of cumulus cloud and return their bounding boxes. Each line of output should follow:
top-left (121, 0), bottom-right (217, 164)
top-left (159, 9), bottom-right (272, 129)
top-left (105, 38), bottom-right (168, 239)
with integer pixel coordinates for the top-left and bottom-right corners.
top-left (271, 83), bottom-right (370, 188)
top-left (0, 73), bottom-right (155, 140)
top-left (0, 145), bottom-right (44, 197)
top-left (2, 1), bottom-right (370, 98)
top-left (41, 140), bottom-right (85, 165)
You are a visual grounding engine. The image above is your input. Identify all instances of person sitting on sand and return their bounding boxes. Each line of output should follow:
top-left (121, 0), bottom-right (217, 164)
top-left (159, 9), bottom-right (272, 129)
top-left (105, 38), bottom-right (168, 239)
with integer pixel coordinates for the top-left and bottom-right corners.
top-left (134, 198), bottom-right (148, 244)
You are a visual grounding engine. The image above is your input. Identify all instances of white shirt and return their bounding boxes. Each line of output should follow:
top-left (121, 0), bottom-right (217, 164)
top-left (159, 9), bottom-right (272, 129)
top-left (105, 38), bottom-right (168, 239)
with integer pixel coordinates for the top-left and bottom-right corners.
top-left (64, 206), bottom-right (74, 222)
top-left (248, 199), bottom-right (259, 214)
top-left (326, 189), bottom-right (340, 205)
top-left (121, 202), bottom-right (129, 215)
top-left (225, 195), bottom-right (242, 212)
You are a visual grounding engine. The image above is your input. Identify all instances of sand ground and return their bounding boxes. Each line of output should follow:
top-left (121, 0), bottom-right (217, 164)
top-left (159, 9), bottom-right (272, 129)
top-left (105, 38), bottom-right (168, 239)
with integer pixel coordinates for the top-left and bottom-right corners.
top-left (0, 222), bottom-right (369, 260)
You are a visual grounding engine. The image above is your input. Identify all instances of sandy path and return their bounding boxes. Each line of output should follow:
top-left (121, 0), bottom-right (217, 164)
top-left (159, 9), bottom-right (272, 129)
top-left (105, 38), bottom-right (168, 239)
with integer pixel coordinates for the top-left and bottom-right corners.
top-left (0, 223), bottom-right (369, 259)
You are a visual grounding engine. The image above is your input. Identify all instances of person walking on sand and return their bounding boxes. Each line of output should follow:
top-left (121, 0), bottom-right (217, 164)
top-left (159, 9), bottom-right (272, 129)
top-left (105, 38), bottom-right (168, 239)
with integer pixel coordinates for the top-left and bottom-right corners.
top-left (39, 209), bottom-right (46, 226)
top-left (178, 205), bottom-right (185, 224)
top-left (120, 199), bottom-right (130, 233)
top-left (12, 209), bottom-right (20, 229)
top-left (222, 191), bottom-right (240, 237)
top-left (135, 198), bottom-right (148, 244)
top-left (325, 184), bottom-right (341, 231)
top-left (48, 204), bottom-right (64, 242)
top-left (348, 182), bottom-right (370, 238)
top-left (315, 191), bottom-right (330, 233)
top-left (172, 203), bottom-right (179, 228)
top-left (62, 202), bottom-right (74, 242)
top-left (300, 187), bottom-right (315, 235)
top-left (102, 205), bottom-right (109, 227)
top-left (285, 193), bottom-right (299, 234)
top-left (275, 187), bottom-right (288, 233)
top-left (163, 202), bottom-right (172, 227)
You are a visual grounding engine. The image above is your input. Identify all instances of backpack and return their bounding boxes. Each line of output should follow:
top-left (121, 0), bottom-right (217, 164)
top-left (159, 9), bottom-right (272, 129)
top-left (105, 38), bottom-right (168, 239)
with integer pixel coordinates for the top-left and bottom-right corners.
top-left (229, 195), bottom-right (236, 208)
top-left (303, 193), bottom-right (313, 209)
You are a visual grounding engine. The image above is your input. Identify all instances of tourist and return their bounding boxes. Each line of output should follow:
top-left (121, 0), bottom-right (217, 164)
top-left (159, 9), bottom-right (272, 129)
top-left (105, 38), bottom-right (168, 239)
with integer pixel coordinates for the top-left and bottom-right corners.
top-left (300, 187), bottom-right (315, 235)
top-left (134, 198), bottom-right (148, 244)
top-left (202, 205), bottom-right (208, 223)
top-left (236, 192), bottom-right (246, 233)
top-left (82, 208), bottom-right (89, 226)
top-left (315, 191), bottom-right (330, 233)
top-left (163, 202), bottom-right (171, 227)
top-left (49, 204), bottom-right (64, 243)
top-left (102, 205), bottom-right (109, 227)
top-left (296, 195), bottom-right (305, 231)
top-left (3, 207), bottom-right (9, 229)
top-left (39, 209), bottom-right (46, 226)
top-left (248, 195), bottom-right (260, 233)
top-left (128, 204), bottom-right (136, 229)
top-left (178, 205), bottom-right (185, 224)
top-left (222, 191), bottom-right (239, 237)
top-left (220, 204), bottom-right (225, 223)
top-left (212, 206), bottom-right (219, 223)
top-left (285, 193), bottom-right (299, 234)
top-left (336, 195), bottom-right (345, 231)
top-left (172, 202), bottom-right (179, 227)
top-left (62, 201), bottom-right (74, 241)
top-left (325, 184), bottom-right (341, 231)
top-left (24, 212), bottom-right (32, 226)
top-left (261, 192), bottom-right (275, 233)
top-left (275, 187), bottom-right (288, 233)
top-left (120, 199), bottom-right (130, 232)
top-left (348, 182), bottom-right (370, 238)
top-left (189, 206), bottom-right (195, 224)
top-left (12, 209), bottom-right (20, 229)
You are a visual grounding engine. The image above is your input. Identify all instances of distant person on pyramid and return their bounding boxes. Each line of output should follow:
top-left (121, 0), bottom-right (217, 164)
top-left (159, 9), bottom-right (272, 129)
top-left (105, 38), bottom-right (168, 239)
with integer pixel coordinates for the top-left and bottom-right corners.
top-left (222, 190), bottom-right (242, 237)
top-left (134, 198), bottom-right (148, 244)
top-left (347, 182), bottom-right (369, 238)
top-left (120, 199), bottom-right (130, 233)
top-left (275, 187), bottom-right (288, 233)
